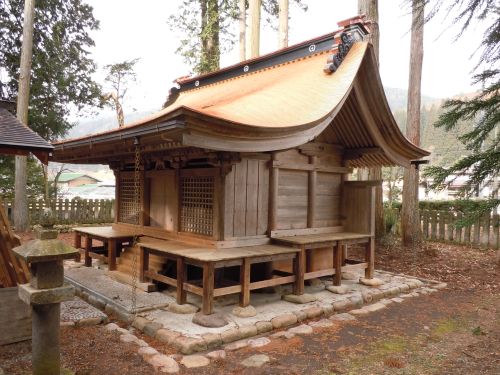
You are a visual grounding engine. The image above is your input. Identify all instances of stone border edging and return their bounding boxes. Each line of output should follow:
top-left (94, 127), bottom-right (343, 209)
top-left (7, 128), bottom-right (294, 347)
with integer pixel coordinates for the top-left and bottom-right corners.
top-left (68, 272), bottom-right (447, 355)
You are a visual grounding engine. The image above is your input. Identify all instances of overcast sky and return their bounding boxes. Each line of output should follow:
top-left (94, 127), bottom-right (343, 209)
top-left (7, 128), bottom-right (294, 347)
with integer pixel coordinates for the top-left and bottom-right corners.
top-left (85, 0), bottom-right (485, 119)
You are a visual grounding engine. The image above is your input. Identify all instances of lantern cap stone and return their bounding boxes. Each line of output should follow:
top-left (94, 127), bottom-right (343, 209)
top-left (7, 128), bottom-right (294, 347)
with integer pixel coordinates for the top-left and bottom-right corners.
top-left (12, 239), bottom-right (79, 263)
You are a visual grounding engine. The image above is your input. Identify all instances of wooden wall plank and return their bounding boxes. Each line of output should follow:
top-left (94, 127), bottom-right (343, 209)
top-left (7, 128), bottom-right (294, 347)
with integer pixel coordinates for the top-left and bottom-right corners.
top-left (164, 170), bottom-right (178, 232)
top-left (245, 159), bottom-right (259, 236)
top-left (224, 165), bottom-right (236, 238)
top-left (257, 160), bottom-right (269, 235)
top-left (233, 159), bottom-right (248, 237)
top-left (277, 169), bottom-right (308, 230)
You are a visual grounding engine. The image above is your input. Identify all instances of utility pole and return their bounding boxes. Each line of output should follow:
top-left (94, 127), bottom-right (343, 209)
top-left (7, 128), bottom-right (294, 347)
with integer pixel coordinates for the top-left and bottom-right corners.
top-left (402, 0), bottom-right (424, 246)
top-left (14, 0), bottom-right (36, 232)
top-left (248, 0), bottom-right (261, 58)
top-left (278, 0), bottom-right (289, 48)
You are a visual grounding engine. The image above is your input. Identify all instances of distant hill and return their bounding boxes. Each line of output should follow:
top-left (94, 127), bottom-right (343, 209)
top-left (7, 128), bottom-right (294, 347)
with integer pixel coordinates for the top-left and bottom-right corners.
top-left (63, 86), bottom-right (472, 173)
top-left (68, 109), bottom-right (157, 139)
top-left (384, 87), bottom-right (441, 112)
top-left (67, 86), bottom-right (440, 140)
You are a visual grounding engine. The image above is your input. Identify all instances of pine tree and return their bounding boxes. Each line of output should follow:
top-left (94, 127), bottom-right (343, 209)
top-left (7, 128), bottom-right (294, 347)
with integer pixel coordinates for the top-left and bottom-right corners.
top-left (0, 0), bottom-right (102, 141)
top-left (102, 59), bottom-right (140, 127)
top-left (423, 0), bottom-right (499, 219)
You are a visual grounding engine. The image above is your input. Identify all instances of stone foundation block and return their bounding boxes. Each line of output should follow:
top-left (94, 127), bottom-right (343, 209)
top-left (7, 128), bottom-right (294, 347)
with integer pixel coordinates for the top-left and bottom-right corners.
top-left (271, 313), bottom-right (298, 329)
top-left (202, 333), bottom-right (222, 350)
top-left (304, 306), bottom-right (323, 319)
top-left (255, 321), bottom-right (273, 334)
top-left (156, 329), bottom-right (181, 344)
top-left (175, 336), bottom-right (207, 355)
top-left (221, 328), bottom-right (242, 343)
top-left (239, 325), bottom-right (257, 339)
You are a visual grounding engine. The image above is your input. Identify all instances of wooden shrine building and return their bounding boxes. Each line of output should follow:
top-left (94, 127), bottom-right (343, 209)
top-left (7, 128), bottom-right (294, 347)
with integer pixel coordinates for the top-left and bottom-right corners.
top-left (52, 17), bottom-right (429, 315)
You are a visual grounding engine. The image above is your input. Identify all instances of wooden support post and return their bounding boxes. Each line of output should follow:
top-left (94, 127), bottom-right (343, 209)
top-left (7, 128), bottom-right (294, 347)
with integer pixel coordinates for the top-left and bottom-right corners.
top-left (293, 248), bottom-right (305, 295)
top-left (365, 237), bottom-right (375, 279)
top-left (268, 153), bottom-right (278, 233)
top-left (240, 258), bottom-right (251, 307)
top-left (74, 232), bottom-right (81, 262)
top-left (333, 243), bottom-right (342, 286)
top-left (176, 257), bottom-right (186, 305)
top-left (108, 239), bottom-right (117, 271)
top-left (139, 247), bottom-right (148, 283)
top-left (84, 236), bottom-right (92, 267)
top-left (341, 244), bottom-right (347, 266)
top-left (114, 169), bottom-right (120, 223)
top-left (202, 262), bottom-right (215, 314)
top-left (307, 155), bottom-right (317, 228)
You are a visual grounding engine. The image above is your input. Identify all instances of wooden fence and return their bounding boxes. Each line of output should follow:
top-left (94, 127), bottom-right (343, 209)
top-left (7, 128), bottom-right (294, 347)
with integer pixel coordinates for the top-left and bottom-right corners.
top-left (1, 199), bottom-right (114, 225)
top-left (386, 208), bottom-right (499, 249)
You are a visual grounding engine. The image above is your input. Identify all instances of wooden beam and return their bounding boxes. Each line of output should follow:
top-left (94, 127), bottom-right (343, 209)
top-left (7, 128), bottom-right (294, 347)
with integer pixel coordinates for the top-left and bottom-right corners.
top-left (293, 247), bottom-right (305, 295)
top-left (272, 161), bottom-right (352, 174)
top-left (268, 153), bottom-right (278, 232)
top-left (239, 258), bottom-right (251, 306)
top-left (343, 147), bottom-right (383, 160)
top-left (298, 142), bottom-right (343, 156)
top-left (202, 263), bottom-right (215, 314)
top-left (365, 237), bottom-right (375, 279)
top-left (334, 243), bottom-right (342, 286)
top-left (307, 155), bottom-right (317, 228)
top-left (176, 257), bottom-right (186, 304)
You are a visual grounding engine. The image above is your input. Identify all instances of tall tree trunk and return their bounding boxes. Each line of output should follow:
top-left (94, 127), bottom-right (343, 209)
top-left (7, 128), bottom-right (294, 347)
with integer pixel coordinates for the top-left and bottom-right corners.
top-left (200, 0), bottom-right (220, 73)
top-left (402, 0), bottom-right (424, 247)
top-left (358, 0), bottom-right (379, 62)
top-left (278, 0), bottom-right (288, 48)
top-left (358, 0), bottom-right (384, 238)
top-left (248, 0), bottom-right (261, 58)
top-left (239, 0), bottom-right (246, 61)
top-left (14, 0), bottom-right (36, 232)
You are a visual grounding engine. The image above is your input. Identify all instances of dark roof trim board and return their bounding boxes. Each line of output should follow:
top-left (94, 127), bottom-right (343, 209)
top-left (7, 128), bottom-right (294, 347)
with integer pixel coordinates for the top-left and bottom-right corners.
top-left (55, 119), bottom-right (185, 150)
top-left (174, 23), bottom-right (369, 93)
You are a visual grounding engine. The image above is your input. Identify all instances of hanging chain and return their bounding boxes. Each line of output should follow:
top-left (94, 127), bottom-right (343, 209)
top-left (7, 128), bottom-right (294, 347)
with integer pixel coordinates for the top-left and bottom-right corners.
top-left (130, 141), bottom-right (141, 316)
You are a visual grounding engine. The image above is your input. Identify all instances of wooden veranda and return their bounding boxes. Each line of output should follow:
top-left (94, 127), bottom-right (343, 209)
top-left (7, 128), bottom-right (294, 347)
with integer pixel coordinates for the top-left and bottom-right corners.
top-left (52, 16), bottom-right (429, 315)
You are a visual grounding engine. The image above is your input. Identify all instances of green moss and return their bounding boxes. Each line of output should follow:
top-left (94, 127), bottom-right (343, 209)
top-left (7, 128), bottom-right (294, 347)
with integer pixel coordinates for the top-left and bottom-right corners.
top-left (432, 318), bottom-right (463, 336)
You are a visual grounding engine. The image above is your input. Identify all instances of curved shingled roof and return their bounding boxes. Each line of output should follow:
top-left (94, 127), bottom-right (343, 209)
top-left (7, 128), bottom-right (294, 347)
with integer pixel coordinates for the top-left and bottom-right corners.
top-left (0, 103), bottom-right (53, 164)
top-left (53, 36), bottom-right (428, 167)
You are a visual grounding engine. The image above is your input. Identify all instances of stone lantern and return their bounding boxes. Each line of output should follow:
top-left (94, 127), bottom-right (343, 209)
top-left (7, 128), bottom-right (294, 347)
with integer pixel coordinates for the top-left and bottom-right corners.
top-left (12, 208), bottom-right (78, 375)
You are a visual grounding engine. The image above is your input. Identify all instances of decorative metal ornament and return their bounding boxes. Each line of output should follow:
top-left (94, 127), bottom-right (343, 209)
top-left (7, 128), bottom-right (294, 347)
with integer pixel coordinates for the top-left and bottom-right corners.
top-left (323, 30), bottom-right (359, 75)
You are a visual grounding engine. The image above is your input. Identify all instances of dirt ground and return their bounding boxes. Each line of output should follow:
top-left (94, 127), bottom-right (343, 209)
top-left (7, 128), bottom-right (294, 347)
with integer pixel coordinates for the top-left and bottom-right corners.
top-left (1, 234), bottom-right (498, 375)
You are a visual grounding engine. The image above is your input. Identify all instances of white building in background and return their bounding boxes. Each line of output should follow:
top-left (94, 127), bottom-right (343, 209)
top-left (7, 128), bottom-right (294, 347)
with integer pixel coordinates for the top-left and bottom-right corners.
top-left (383, 173), bottom-right (498, 202)
top-left (58, 180), bottom-right (115, 200)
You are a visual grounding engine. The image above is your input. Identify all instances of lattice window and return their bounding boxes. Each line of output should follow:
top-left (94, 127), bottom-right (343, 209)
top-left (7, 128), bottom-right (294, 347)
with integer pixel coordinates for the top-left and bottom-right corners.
top-left (118, 175), bottom-right (142, 224)
top-left (180, 176), bottom-right (214, 236)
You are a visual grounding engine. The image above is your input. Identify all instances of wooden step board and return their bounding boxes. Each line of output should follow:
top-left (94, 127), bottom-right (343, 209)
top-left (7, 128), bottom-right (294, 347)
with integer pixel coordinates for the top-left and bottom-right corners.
top-left (106, 270), bottom-right (157, 292)
top-left (117, 246), bottom-right (167, 272)
top-left (0, 205), bottom-right (29, 287)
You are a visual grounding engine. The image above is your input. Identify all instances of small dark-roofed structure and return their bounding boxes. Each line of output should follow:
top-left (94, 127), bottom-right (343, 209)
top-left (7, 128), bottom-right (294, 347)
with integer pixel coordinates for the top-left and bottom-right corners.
top-left (0, 100), bottom-right (53, 164)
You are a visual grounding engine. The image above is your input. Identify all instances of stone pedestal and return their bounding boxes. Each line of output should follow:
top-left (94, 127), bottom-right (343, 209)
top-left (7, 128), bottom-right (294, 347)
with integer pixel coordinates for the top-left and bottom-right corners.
top-left (12, 208), bottom-right (78, 375)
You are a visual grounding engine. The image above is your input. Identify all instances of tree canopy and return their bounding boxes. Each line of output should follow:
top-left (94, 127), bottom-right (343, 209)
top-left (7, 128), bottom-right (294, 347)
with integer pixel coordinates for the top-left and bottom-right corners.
top-left (0, 0), bottom-right (101, 199)
top-left (423, 0), bottom-right (499, 216)
top-left (0, 0), bottom-right (102, 141)
top-left (102, 58), bottom-right (140, 127)
top-left (168, 0), bottom-right (307, 74)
